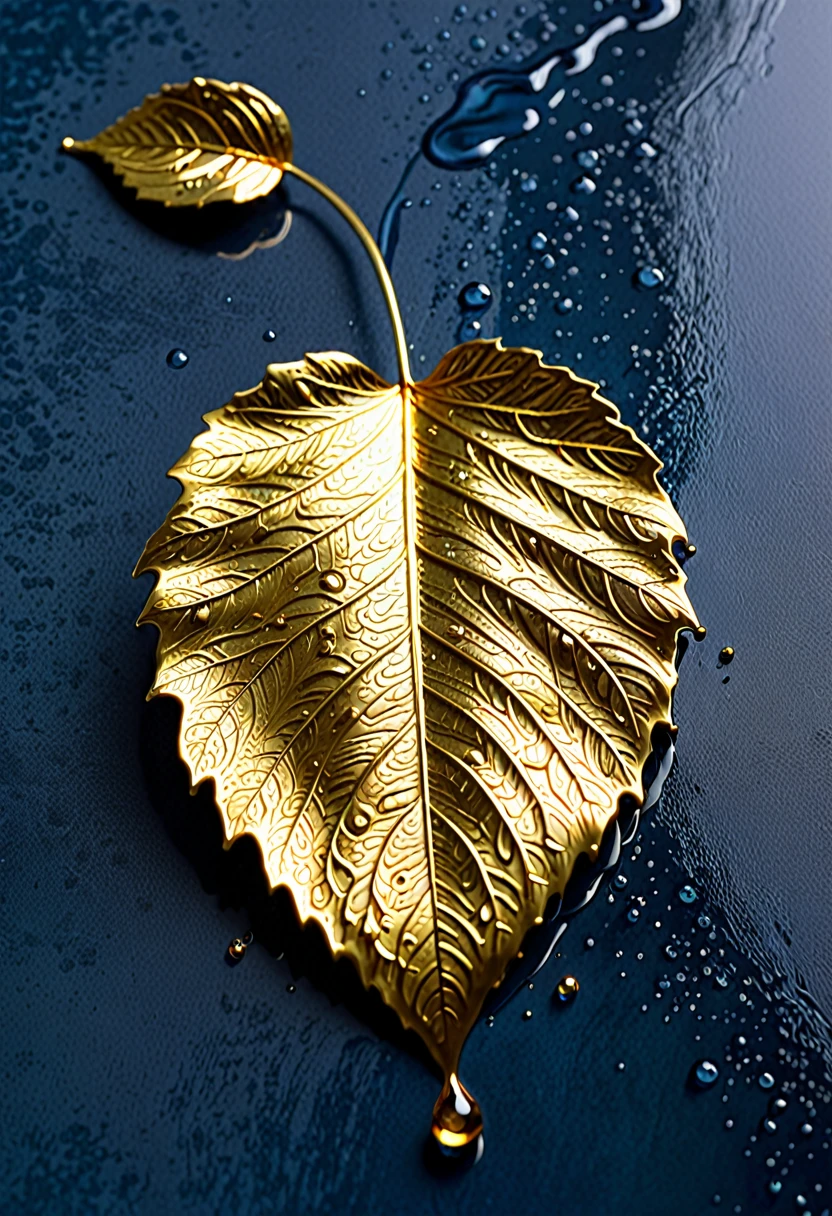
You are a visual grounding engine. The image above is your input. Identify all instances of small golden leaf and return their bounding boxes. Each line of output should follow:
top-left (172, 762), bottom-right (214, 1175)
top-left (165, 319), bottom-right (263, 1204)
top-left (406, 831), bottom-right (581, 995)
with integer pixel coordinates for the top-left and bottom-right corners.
top-left (135, 340), bottom-right (698, 1108)
top-left (65, 77), bottom-right (291, 206)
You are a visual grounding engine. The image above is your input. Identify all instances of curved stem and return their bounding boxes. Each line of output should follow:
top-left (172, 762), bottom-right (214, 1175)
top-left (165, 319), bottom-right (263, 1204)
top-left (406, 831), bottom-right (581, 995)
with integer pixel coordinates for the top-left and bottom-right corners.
top-left (282, 163), bottom-right (412, 387)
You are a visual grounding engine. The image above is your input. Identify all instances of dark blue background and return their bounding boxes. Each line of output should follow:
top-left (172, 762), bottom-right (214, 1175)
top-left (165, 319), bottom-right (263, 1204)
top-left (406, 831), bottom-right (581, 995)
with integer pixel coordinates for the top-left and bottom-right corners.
top-left (1, 1), bottom-right (830, 1212)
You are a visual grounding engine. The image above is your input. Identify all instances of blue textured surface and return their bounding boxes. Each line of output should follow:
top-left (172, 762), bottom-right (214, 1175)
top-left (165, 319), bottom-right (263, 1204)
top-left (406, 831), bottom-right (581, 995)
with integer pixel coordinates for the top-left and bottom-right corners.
top-left (1, 1), bottom-right (830, 1213)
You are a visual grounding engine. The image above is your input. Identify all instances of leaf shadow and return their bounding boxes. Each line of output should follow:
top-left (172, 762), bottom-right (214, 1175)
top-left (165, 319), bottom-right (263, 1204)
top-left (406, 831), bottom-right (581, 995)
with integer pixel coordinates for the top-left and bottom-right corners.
top-left (139, 692), bottom-right (440, 1082)
top-left (78, 155), bottom-right (293, 258)
top-left (75, 157), bottom-right (388, 374)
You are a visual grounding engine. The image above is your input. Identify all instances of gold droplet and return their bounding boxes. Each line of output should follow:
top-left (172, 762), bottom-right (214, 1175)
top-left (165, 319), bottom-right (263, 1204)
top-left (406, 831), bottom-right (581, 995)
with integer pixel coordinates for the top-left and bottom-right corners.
top-left (556, 974), bottom-right (580, 1003)
top-left (693, 625), bottom-right (707, 642)
top-left (718, 645), bottom-right (735, 666)
top-left (194, 605), bottom-right (210, 624)
top-left (227, 937), bottom-right (246, 961)
top-left (61, 136), bottom-right (75, 151)
top-left (479, 903), bottom-right (492, 923)
top-left (431, 1073), bottom-right (483, 1149)
top-left (320, 570), bottom-right (346, 593)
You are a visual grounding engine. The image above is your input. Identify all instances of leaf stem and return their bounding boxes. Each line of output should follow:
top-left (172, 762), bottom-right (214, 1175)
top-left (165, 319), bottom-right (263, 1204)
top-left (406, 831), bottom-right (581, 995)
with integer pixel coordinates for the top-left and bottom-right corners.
top-left (282, 163), bottom-right (412, 387)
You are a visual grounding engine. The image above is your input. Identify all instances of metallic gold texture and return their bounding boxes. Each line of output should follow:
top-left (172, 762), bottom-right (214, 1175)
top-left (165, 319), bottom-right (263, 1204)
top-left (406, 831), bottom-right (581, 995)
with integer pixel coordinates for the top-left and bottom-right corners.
top-left (65, 77), bottom-right (292, 206)
top-left (135, 341), bottom-right (699, 1099)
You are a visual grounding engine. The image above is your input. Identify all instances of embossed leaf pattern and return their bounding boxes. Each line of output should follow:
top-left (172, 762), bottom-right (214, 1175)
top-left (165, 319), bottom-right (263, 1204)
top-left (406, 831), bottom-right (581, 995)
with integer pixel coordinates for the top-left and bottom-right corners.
top-left (135, 340), bottom-right (698, 1079)
top-left (69, 77), bottom-right (291, 206)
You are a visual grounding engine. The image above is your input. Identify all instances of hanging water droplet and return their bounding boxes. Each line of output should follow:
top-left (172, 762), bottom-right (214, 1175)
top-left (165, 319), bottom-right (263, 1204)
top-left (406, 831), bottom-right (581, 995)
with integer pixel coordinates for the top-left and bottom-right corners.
top-left (459, 281), bottom-right (493, 310)
top-left (768, 1181), bottom-right (782, 1195)
top-left (613, 873), bottom-right (628, 890)
top-left (529, 231), bottom-right (548, 251)
top-left (694, 1060), bottom-right (719, 1089)
top-left (431, 1073), bottom-right (483, 1149)
top-left (679, 884), bottom-right (697, 904)
top-left (263, 328), bottom-right (277, 342)
top-left (555, 975), bottom-right (579, 1003)
top-left (627, 906), bottom-right (640, 923)
top-left (758, 1072), bottom-right (775, 1090)
top-left (166, 348), bottom-right (189, 369)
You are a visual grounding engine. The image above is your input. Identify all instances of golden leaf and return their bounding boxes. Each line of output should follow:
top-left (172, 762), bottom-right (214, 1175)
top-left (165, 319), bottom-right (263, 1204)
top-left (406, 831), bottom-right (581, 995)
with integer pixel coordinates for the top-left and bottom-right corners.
top-left (65, 76), bottom-right (700, 1146)
top-left (135, 339), bottom-right (698, 1138)
top-left (63, 77), bottom-right (292, 206)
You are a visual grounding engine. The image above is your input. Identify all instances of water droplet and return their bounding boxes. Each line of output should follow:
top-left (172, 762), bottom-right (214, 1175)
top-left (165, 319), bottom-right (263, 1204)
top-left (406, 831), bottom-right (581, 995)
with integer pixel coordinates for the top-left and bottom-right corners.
top-left (718, 646), bottom-right (735, 666)
top-left (575, 148), bottom-right (599, 169)
top-left (459, 282), bottom-right (493, 310)
top-left (635, 266), bottom-right (665, 290)
top-left (800, 1122), bottom-right (813, 1136)
top-left (470, 35), bottom-right (487, 51)
top-left (320, 571), bottom-right (346, 593)
top-left (555, 975), bottom-right (579, 1003)
top-left (556, 297), bottom-right (574, 314)
top-left (584, 937), bottom-right (595, 949)
top-left (762, 1118), bottom-right (777, 1135)
top-left (529, 231), bottom-right (548, 251)
top-left (679, 885), bottom-right (697, 904)
top-left (263, 328), bottom-right (276, 342)
top-left (431, 1073), bottom-right (483, 1149)
top-left (572, 175), bottom-right (596, 195)
top-left (522, 1009), bottom-right (533, 1020)
top-left (166, 348), bottom-right (189, 369)
top-left (770, 1097), bottom-right (788, 1113)
top-left (627, 906), bottom-right (640, 923)
top-left (613, 873), bottom-right (628, 890)
top-left (768, 1181), bottom-right (782, 1195)
top-left (758, 1072), bottom-right (776, 1090)
top-left (541, 253), bottom-right (556, 270)
top-left (697, 913), bottom-right (711, 928)
top-left (636, 140), bottom-right (658, 159)
top-left (694, 1060), bottom-right (720, 1089)
top-left (227, 937), bottom-right (246, 962)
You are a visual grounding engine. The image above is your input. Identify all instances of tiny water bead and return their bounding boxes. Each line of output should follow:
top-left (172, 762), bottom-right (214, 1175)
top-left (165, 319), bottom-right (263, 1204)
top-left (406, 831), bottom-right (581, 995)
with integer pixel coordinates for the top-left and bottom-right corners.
top-left (575, 148), bottom-right (599, 170)
top-left (459, 281), bottom-right (493, 310)
top-left (556, 297), bottom-right (574, 315)
top-left (762, 1118), bottom-right (778, 1135)
top-left (522, 1009), bottom-right (533, 1021)
top-left (529, 231), bottom-right (548, 251)
top-left (555, 975), bottom-right (580, 1003)
top-left (613, 873), bottom-right (628, 890)
top-left (166, 348), bottom-right (189, 369)
top-left (627, 907), bottom-right (640, 923)
top-left (694, 1060), bottom-right (720, 1089)
top-left (571, 175), bottom-right (596, 195)
top-left (262, 329), bottom-right (276, 342)
top-left (635, 266), bottom-right (665, 290)
top-left (679, 885), bottom-right (697, 904)
top-left (758, 1072), bottom-right (776, 1090)
top-left (718, 645), bottom-right (735, 665)
top-left (768, 1181), bottom-right (782, 1195)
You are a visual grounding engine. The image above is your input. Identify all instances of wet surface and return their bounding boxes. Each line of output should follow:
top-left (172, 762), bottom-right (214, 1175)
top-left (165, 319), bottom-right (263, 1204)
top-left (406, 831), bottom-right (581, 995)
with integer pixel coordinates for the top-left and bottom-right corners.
top-left (1, 0), bottom-right (830, 1212)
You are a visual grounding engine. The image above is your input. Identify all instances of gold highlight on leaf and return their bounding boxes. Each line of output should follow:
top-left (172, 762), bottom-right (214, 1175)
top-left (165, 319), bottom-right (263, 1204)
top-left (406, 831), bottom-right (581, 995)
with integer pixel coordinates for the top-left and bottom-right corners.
top-left (134, 340), bottom-right (698, 1104)
top-left (65, 77), bottom-right (292, 206)
top-left (65, 76), bottom-right (700, 1144)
